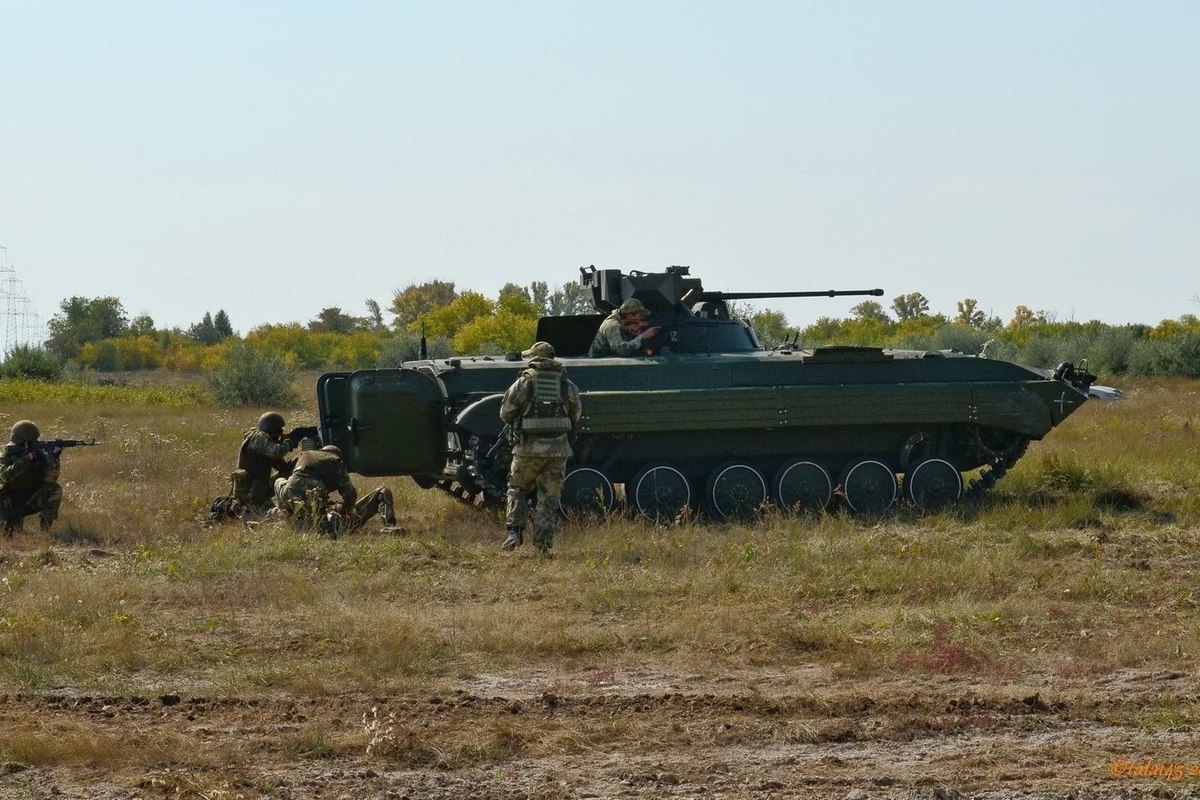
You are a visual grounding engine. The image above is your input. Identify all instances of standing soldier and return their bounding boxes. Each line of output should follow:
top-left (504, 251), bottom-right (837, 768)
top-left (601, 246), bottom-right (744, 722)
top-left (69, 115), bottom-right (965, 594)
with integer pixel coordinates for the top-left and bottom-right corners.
top-left (233, 412), bottom-right (298, 514)
top-left (589, 298), bottom-right (662, 357)
top-left (500, 341), bottom-right (582, 555)
top-left (0, 420), bottom-right (63, 534)
top-left (274, 445), bottom-right (396, 536)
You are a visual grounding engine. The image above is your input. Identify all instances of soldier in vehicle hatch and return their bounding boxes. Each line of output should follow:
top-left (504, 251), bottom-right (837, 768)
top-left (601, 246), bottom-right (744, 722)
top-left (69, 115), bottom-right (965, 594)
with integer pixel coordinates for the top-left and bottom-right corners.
top-left (589, 298), bottom-right (663, 357)
top-left (500, 341), bottom-right (583, 555)
top-left (232, 412), bottom-right (300, 513)
top-left (274, 444), bottom-right (396, 537)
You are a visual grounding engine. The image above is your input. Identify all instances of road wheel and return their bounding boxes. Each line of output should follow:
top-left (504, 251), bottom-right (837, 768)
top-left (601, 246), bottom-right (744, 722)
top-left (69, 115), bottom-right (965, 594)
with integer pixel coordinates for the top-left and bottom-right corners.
top-left (772, 459), bottom-right (832, 514)
top-left (705, 462), bottom-right (768, 522)
top-left (839, 458), bottom-right (897, 514)
top-left (559, 467), bottom-right (616, 518)
top-left (630, 464), bottom-right (692, 523)
top-left (904, 457), bottom-right (962, 512)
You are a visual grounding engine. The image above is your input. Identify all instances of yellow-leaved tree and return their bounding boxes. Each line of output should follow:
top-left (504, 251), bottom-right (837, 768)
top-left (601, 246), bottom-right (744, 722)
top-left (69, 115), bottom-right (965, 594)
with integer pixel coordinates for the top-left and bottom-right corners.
top-left (414, 287), bottom-right (542, 355)
top-left (413, 292), bottom-right (493, 340)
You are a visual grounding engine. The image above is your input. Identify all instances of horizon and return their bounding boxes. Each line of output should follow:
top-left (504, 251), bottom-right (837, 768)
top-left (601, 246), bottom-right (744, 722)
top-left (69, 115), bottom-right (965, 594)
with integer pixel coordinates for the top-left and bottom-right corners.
top-left (3, 2), bottom-right (1197, 337)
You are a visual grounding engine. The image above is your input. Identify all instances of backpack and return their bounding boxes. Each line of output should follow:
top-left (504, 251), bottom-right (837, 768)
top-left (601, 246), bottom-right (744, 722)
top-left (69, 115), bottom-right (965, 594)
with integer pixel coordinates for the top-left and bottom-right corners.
top-left (207, 495), bottom-right (249, 524)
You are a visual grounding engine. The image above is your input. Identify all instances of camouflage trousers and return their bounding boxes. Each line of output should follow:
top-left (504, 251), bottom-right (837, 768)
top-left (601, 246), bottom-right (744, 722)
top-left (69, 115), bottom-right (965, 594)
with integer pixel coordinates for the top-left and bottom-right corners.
top-left (231, 469), bottom-right (276, 514)
top-left (505, 452), bottom-right (567, 550)
top-left (274, 478), bottom-right (395, 534)
top-left (346, 487), bottom-right (396, 529)
top-left (0, 482), bottom-right (63, 534)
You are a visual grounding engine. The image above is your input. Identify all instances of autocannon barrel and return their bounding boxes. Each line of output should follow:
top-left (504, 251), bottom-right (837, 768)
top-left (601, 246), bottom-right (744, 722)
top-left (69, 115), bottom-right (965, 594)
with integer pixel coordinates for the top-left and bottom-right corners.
top-left (694, 288), bottom-right (885, 301)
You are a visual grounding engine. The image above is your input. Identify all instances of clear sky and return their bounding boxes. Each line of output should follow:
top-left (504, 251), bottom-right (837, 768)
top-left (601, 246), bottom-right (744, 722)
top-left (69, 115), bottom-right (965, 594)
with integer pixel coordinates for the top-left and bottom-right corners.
top-left (2, 1), bottom-right (1197, 337)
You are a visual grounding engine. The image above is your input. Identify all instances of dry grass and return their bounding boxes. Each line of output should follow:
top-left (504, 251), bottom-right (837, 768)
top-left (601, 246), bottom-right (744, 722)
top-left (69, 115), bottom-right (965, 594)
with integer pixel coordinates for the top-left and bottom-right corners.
top-left (2, 377), bottom-right (1200, 778)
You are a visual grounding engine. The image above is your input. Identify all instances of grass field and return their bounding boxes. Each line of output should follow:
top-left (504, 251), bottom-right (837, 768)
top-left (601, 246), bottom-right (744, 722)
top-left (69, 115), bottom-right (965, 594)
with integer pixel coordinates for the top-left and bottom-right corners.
top-left (1, 377), bottom-right (1199, 798)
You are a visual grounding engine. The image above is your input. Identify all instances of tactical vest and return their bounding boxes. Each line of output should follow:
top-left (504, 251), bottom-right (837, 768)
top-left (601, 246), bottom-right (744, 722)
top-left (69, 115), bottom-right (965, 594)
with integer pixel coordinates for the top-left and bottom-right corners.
top-left (291, 449), bottom-right (342, 488)
top-left (237, 430), bottom-right (274, 481)
top-left (520, 370), bottom-right (573, 437)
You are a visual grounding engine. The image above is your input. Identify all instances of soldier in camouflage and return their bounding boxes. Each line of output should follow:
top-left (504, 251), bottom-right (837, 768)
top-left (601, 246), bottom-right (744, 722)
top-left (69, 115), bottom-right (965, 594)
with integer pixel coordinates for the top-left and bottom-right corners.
top-left (0, 420), bottom-right (63, 535)
top-left (500, 341), bottom-right (583, 555)
top-left (274, 445), bottom-right (396, 536)
top-left (232, 412), bottom-right (298, 514)
top-left (589, 297), bottom-right (662, 357)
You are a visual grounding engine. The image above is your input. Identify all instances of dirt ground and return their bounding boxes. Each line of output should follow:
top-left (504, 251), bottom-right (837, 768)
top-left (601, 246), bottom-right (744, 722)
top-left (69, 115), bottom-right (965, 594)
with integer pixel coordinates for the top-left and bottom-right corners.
top-left (3, 664), bottom-right (1199, 799)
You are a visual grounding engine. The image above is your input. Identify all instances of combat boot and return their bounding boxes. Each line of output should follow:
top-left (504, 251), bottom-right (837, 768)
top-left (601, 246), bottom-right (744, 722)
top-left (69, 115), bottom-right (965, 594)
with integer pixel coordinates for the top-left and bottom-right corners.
top-left (533, 525), bottom-right (553, 557)
top-left (2, 513), bottom-right (22, 536)
top-left (501, 527), bottom-right (523, 551)
top-left (379, 499), bottom-right (396, 527)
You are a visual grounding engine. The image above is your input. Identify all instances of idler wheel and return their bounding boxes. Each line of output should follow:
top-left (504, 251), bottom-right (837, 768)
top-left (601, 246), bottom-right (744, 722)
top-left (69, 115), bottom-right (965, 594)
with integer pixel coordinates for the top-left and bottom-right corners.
top-left (773, 459), bottom-right (832, 513)
top-left (559, 467), bottom-right (616, 518)
top-left (839, 459), bottom-right (898, 514)
top-left (705, 462), bottom-right (768, 522)
top-left (630, 464), bottom-right (692, 523)
top-left (904, 457), bottom-right (962, 511)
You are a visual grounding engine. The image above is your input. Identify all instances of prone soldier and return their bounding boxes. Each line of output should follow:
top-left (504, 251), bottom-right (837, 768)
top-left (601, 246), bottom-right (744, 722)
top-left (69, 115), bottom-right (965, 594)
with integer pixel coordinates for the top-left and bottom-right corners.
top-left (274, 445), bottom-right (396, 537)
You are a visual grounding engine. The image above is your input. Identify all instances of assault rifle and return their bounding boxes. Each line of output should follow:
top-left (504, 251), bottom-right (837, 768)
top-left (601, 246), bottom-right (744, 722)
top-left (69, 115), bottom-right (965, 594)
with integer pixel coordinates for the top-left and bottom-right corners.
top-left (2, 438), bottom-right (102, 466)
top-left (488, 424), bottom-right (513, 458)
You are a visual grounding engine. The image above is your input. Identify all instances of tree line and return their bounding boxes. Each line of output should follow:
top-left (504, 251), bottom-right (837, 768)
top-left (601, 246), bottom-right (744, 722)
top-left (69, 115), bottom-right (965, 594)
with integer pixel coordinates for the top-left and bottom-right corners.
top-left (3, 282), bottom-right (1199, 382)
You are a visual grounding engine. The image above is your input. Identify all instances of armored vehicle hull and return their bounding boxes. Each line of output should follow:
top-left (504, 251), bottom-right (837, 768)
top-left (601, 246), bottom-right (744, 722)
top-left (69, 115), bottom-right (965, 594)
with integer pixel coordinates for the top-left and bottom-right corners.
top-left (316, 266), bottom-right (1095, 519)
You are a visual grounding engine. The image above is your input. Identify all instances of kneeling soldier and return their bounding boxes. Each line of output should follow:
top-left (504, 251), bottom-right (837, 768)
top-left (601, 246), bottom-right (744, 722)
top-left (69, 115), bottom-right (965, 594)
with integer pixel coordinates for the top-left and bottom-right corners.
top-left (0, 420), bottom-right (63, 534)
top-left (233, 412), bottom-right (299, 514)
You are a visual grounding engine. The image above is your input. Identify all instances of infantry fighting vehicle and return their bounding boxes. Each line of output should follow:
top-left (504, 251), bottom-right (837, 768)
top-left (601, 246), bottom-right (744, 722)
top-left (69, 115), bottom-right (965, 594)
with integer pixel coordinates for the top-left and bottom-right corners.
top-left (315, 266), bottom-right (1095, 520)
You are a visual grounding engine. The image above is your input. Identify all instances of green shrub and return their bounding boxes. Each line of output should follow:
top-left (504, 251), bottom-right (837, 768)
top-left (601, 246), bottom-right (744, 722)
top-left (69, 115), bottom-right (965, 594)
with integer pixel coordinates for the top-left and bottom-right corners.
top-left (979, 338), bottom-right (1018, 362)
top-left (1084, 327), bottom-right (1139, 376)
top-left (377, 333), bottom-right (454, 367)
top-left (889, 333), bottom-right (935, 351)
top-left (1128, 333), bottom-right (1200, 379)
top-left (933, 324), bottom-right (990, 355)
top-left (0, 345), bottom-right (66, 381)
top-left (206, 340), bottom-right (296, 406)
top-left (1017, 334), bottom-right (1067, 369)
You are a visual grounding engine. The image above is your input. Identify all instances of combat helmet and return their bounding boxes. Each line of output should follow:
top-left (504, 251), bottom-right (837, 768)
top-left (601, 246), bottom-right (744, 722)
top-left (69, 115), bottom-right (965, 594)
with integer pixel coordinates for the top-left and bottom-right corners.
top-left (10, 420), bottom-right (40, 445)
top-left (321, 444), bottom-right (343, 458)
top-left (617, 298), bottom-right (648, 317)
top-left (257, 412), bottom-right (286, 435)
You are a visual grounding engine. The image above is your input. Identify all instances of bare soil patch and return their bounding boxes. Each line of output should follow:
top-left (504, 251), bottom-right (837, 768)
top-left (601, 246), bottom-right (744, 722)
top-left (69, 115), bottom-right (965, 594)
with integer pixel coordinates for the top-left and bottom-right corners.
top-left (3, 666), bottom-right (1198, 798)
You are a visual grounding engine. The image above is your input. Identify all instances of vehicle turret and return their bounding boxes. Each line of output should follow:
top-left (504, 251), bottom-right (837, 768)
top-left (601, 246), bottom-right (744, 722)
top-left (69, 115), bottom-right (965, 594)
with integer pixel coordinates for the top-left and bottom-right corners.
top-left (539, 265), bottom-right (885, 357)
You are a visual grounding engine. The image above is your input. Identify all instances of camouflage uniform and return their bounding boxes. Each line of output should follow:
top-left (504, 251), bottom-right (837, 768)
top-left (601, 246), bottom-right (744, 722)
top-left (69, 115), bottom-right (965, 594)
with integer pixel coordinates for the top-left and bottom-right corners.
top-left (275, 448), bottom-right (395, 535)
top-left (500, 342), bottom-right (583, 553)
top-left (589, 298), bottom-right (658, 357)
top-left (0, 422), bottom-right (63, 534)
top-left (233, 428), bottom-right (295, 512)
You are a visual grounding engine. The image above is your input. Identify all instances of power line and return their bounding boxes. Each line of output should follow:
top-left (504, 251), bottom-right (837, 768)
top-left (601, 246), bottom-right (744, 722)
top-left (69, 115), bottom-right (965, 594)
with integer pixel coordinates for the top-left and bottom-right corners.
top-left (0, 246), bottom-right (48, 355)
